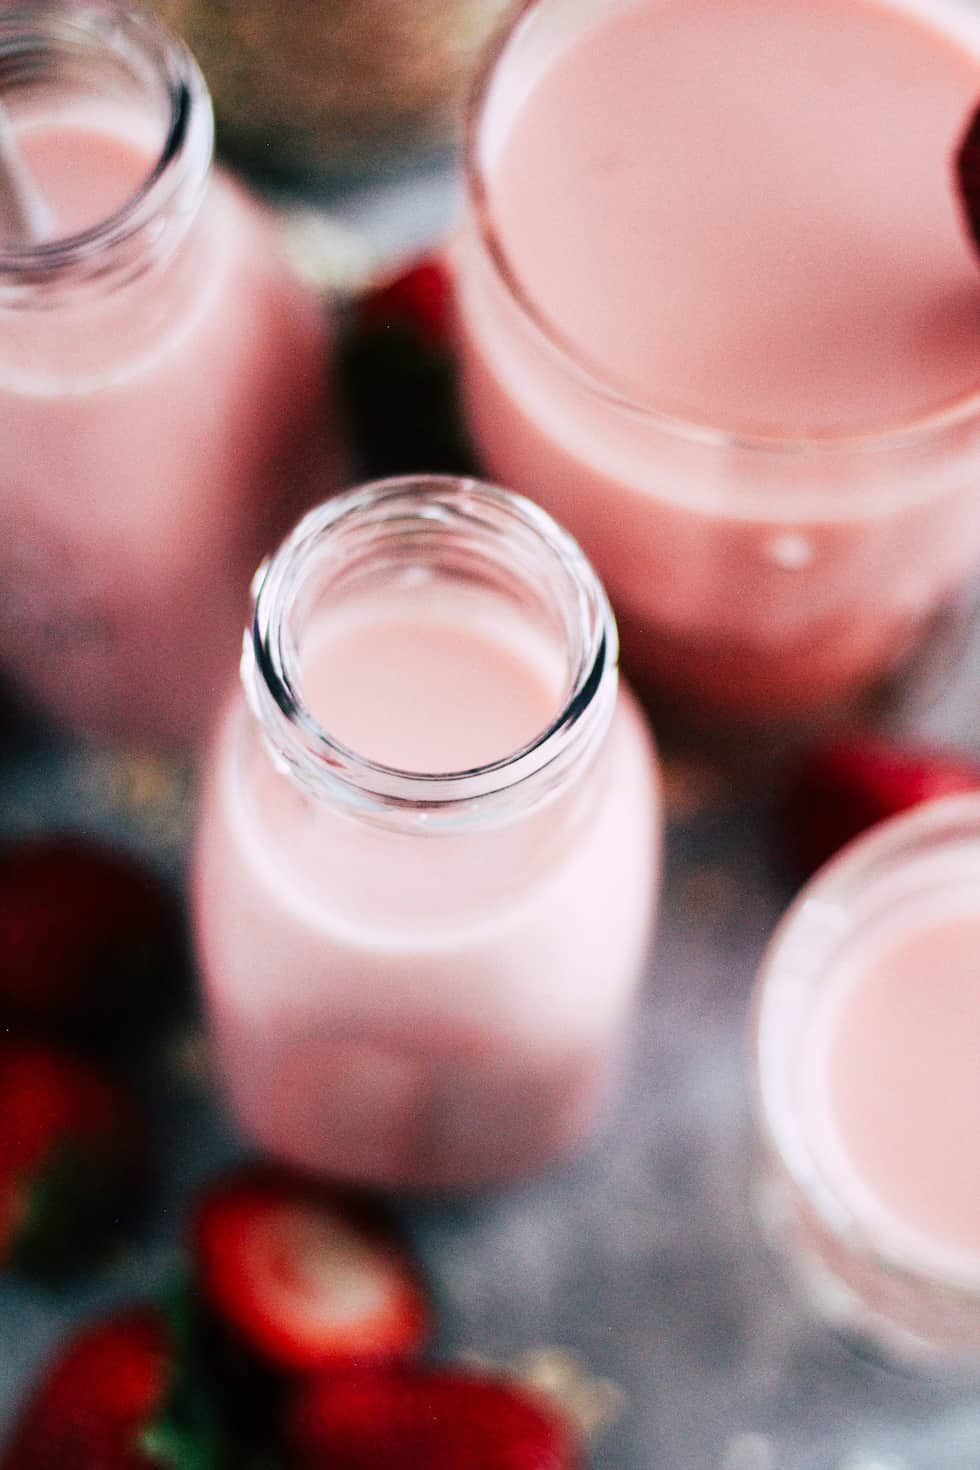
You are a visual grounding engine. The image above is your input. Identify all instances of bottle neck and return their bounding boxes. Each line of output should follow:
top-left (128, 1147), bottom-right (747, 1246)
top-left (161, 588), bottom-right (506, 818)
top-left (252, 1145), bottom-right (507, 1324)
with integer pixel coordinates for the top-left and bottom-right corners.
top-left (242, 477), bottom-right (620, 833)
top-left (0, 1), bottom-right (213, 308)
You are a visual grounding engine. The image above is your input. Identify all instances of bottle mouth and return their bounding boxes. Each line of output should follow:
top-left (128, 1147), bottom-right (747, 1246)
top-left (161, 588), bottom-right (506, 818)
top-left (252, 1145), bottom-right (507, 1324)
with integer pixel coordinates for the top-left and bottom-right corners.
top-left (0, 0), bottom-right (212, 292)
top-left (243, 476), bottom-right (619, 823)
top-left (752, 791), bottom-right (980, 1294)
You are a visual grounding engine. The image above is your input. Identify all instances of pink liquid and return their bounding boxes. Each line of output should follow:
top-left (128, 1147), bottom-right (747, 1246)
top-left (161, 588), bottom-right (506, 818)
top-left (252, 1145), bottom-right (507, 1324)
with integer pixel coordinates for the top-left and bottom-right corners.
top-left (301, 615), bottom-right (559, 771)
top-left (0, 110), bottom-right (335, 744)
top-left (456, 0), bottom-right (980, 721)
top-left (11, 118), bottom-right (146, 238)
top-left (486, 0), bottom-right (980, 435)
top-left (194, 587), bottom-right (660, 1188)
top-left (804, 906), bottom-right (980, 1271)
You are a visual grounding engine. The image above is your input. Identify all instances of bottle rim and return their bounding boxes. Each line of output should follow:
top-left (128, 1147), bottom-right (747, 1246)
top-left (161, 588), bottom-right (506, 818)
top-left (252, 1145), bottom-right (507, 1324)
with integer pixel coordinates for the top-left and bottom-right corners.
top-left (242, 475), bottom-right (620, 827)
top-left (0, 0), bottom-right (213, 293)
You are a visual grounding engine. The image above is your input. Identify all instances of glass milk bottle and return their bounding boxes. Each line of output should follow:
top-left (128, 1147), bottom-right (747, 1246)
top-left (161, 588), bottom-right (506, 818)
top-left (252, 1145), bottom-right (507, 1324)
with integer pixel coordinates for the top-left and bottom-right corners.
top-left (0, 1), bottom-right (336, 744)
top-left (193, 477), bottom-right (661, 1190)
top-left (454, 0), bottom-right (980, 728)
top-left (752, 794), bottom-right (980, 1367)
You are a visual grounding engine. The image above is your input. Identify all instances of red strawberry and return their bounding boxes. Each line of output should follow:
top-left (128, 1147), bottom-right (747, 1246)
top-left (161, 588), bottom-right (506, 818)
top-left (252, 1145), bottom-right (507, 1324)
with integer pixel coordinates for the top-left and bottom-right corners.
top-left (956, 102), bottom-right (980, 257)
top-left (1, 1306), bottom-right (220, 1470)
top-left (0, 1042), bottom-right (146, 1280)
top-left (0, 837), bottom-right (179, 1032)
top-left (782, 735), bottom-right (980, 877)
top-left (357, 258), bottom-right (452, 350)
top-left (288, 1363), bottom-right (582, 1470)
top-left (190, 1165), bottom-right (430, 1375)
top-left (343, 256), bottom-right (473, 478)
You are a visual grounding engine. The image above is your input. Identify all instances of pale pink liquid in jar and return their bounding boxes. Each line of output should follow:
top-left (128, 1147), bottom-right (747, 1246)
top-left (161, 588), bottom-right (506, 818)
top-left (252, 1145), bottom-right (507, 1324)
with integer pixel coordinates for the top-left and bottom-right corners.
top-left (193, 478), bottom-right (661, 1190)
top-left (753, 794), bottom-right (980, 1365)
top-left (456, 0), bottom-right (980, 725)
top-left (0, 2), bottom-right (337, 746)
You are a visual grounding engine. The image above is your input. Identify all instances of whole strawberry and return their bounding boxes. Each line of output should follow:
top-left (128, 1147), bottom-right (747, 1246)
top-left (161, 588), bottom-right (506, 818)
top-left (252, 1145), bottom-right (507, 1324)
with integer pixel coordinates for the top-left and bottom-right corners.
top-left (342, 256), bottom-right (476, 478)
top-left (288, 1364), bottom-right (582, 1470)
top-left (781, 735), bottom-right (980, 877)
top-left (0, 1306), bottom-right (220, 1470)
top-left (0, 1042), bottom-right (146, 1280)
top-left (0, 837), bottom-right (179, 1034)
top-left (190, 1164), bottom-right (430, 1377)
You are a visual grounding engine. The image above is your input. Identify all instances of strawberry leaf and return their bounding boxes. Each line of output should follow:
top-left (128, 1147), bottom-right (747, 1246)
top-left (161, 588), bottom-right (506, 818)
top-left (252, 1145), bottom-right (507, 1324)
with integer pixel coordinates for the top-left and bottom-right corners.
top-left (139, 1417), bottom-right (222, 1470)
top-left (142, 1277), bottom-right (227, 1470)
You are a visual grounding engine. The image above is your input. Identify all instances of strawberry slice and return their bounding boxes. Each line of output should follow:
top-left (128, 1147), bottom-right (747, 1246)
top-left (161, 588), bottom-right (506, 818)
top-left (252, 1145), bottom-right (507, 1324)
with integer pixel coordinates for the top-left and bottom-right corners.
top-left (956, 101), bottom-right (980, 257)
top-left (1, 1306), bottom-right (221, 1470)
top-left (288, 1363), bottom-right (582, 1470)
top-left (781, 734), bottom-right (980, 877)
top-left (0, 1041), bottom-right (146, 1280)
top-left (0, 836), bottom-right (179, 1033)
top-left (190, 1166), bottom-right (430, 1375)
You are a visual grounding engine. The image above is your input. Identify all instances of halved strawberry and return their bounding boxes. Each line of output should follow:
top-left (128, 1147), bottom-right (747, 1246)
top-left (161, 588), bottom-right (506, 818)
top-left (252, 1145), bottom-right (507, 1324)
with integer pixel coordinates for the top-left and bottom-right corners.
top-left (190, 1165), bottom-right (430, 1375)
top-left (0, 1041), bottom-right (147, 1280)
top-left (956, 102), bottom-right (980, 257)
top-left (342, 255), bottom-right (474, 478)
top-left (356, 258), bottom-right (452, 350)
top-left (781, 734), bottom-right (980, 877)
top-left (0, 836), bottom-right (179, 1033)
top-left (1, 1306), bottom-right (221, 1470)
top-left (288, 1363), bottom-right (582, 1470)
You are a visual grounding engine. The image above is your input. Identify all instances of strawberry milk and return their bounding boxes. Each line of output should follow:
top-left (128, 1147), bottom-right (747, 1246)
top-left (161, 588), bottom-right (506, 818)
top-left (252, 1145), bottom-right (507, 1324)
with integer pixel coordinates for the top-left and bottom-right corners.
top-left (455, 0), bottom-right (980, 723)
top-left (754, 794), bottom-right (980, 1364)
top-left (193, 479), bottom-right (661, 1190)
top-left (0, 3), bottom-right (335, 745)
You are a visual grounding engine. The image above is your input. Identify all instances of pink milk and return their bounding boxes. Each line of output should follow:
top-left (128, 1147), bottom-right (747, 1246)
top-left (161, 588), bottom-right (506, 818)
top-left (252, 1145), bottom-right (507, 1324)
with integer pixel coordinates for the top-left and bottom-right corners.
top-left (455, 0), bottom-right (980, 723)
top-left (753, 795), bottom-right (980, 1364)
top-left (804, 907), bottom-right (980, 1274)
top-left (300, 611), bottom-right (561, 772)
top-left (0, 4), bottom-right (336, 746)
top-left (193, 479), bottom-right (661, 1190)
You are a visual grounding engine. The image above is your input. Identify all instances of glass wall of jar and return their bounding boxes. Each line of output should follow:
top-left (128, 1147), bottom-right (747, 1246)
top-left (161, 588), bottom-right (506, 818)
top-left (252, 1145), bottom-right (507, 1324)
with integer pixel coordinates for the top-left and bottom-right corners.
top-left (751, 794), bottom-right (980, 1368)
top-left (193, 477), bottom-right (661, 1190)
top-left (453, 0), bottom-right (980, 729)
top-left (0, 1), bottom-right (338, 745)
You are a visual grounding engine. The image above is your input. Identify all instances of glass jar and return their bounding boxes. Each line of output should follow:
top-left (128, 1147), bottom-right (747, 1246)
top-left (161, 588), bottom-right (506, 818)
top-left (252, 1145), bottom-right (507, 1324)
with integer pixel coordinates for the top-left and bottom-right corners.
top-left (751, 794), bottom-right (980, 1367)
top-left (193, 476), bottom-right (661, 1190)
top-left (0, 1), bottom-right (338, 745)
top-left (453, 0), bottom-right (980, 729)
